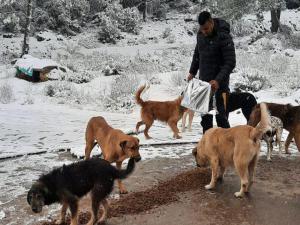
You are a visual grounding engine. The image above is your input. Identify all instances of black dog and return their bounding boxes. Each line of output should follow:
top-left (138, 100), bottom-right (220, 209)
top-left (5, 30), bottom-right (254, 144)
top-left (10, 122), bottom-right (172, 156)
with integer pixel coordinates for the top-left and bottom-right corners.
top-left (227, 92), bottom-right (257, 122)
top-left (27, 158), bottom-right (135, 225)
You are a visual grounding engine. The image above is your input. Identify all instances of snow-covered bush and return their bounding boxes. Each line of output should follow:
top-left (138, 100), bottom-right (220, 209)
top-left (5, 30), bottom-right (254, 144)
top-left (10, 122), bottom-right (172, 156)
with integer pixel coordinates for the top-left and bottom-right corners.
top-left (98, 15), bottom-right (121, 44)
top-left (104, 3), bottom-right (141, 34)
top-left (3, 14), bottom-right (20, 33)
top-left (162, 27), bottom-right (172, 39)
top-left (0, 82), bottom-right (14, 104)
top-left (166, 34), bottom-right (176, 43)
top-left (65, 71), bottom-right (95, 84)
top-left (168, 0), bottom-right (192, 12)
top-left (107, 74), bottom-right (141, 111)
top-left (231, 20), bottom-right (255, 37)
top-left (169, 71), bottom-right (186, 87)
top-left (234, 69), bottom-right (268, 92)
top-left (69, 0), bottom-right (90, 20)
top-left (88, 0), bottom-right (110, 13)
top-left (282, 32), bottom-right (300, 49)
top-left (120, 7), bottom-right (141, 34)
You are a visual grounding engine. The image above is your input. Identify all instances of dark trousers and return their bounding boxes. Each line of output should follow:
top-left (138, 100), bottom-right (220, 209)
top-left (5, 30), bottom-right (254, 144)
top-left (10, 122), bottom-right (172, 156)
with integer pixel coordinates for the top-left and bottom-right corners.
top-left (201, 91), bottom-right (230, 134)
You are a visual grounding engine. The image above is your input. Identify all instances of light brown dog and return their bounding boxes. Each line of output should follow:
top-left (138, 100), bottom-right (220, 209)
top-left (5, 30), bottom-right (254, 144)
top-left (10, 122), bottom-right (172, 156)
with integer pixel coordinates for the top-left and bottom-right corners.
top-left (135, 85), bottom-right (187, 139)
top-left (182, 109), bottom-right (195, 132)
top-left (193, 103), bottom-right (271, 198)
top-left (84, 116), bottom-right (141, 194)
top-left (248, 102), bottom-right (300, 153)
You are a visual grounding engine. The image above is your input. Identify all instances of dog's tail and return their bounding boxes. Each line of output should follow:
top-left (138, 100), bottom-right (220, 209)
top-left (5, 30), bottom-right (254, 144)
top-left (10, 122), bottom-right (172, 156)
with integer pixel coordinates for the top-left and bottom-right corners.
top-left (250, 103), bottom-right (271, 141)
top-left (135, 84), bottom-right (149, 106)
top-left (115, 158), bottom-right (135, 180)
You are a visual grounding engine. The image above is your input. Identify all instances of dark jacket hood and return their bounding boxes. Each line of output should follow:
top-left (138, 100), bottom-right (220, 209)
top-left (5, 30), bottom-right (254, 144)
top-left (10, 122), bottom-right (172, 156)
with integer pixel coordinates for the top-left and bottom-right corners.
top-left (214, 18), bottom-right (230, 34)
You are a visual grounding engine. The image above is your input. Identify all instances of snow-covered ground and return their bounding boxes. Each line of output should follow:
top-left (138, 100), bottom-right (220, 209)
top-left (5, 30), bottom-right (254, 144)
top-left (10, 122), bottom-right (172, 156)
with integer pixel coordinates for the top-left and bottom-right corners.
top-left (0, 8), bottom-right (300, 225)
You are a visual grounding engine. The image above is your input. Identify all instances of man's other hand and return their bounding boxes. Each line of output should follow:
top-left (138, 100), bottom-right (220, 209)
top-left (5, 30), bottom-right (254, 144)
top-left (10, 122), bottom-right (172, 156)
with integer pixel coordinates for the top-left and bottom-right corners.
top-left (209, 80), bottom-right (219, 91)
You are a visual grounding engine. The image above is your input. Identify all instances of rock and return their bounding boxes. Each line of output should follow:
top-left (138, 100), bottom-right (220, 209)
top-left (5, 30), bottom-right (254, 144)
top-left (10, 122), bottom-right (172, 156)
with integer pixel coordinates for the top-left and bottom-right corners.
top-left (187, 30), bottom-right (193, 36)
top-left (3, 33), bottom-right (13, 38)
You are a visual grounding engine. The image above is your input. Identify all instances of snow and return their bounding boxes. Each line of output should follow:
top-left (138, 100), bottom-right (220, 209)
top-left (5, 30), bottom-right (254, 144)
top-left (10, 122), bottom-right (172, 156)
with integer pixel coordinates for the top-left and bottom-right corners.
top-left (0, 7), bottom-right (300, 225)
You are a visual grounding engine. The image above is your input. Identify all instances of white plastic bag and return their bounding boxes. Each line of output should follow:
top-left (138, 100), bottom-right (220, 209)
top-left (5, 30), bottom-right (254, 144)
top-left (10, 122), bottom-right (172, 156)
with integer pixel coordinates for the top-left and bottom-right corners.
top-left (181, 78), bottom-right (211, 113)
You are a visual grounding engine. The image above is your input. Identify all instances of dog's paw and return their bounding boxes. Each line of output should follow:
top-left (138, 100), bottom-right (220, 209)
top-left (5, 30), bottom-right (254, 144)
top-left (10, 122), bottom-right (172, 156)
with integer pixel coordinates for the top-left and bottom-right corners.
top-left (267, 157), bottom-right (272, 162)
top-left (205, 184), bottom-right (214, 190)
top-left (55, 220), bottom-right (65, 225)
top-left (174, 135), bottom-right (182, 139)
top-left (234, 191), bottom-right (244, 198)
top-left (119, 189), bottom-right (128, 194)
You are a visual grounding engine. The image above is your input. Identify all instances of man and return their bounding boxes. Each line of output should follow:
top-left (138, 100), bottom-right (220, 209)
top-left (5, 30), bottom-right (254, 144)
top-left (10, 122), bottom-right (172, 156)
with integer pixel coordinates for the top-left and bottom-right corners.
top-left (187, 11), bottom-right (236, 133)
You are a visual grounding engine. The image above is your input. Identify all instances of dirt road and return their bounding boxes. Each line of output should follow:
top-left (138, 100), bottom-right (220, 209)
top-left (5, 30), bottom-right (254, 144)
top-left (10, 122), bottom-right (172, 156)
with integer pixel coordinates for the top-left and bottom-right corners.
top-left (37, 153), bottom-right (300, 225)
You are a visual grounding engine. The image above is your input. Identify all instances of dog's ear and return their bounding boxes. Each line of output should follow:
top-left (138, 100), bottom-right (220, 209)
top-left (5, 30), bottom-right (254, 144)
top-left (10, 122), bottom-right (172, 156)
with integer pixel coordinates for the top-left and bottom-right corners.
top-left (27, 189), bottom-right (32, 205)
top-left (192, 147), bottom-right (197, 156)
top-left (120, 141), bottom-right (127, 150)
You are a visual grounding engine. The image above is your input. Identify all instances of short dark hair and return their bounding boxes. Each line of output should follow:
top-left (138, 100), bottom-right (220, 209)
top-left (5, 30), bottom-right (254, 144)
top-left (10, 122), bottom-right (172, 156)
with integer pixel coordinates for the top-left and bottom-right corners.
top-left (198, 11), bottom-right (211, 25)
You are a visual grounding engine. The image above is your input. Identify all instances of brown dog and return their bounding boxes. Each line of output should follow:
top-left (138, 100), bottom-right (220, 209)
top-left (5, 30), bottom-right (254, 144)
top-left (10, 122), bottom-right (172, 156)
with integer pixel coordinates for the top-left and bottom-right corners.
top-left (135, 85), bottom-right (187, 139)
top-left (248, 103), bottom-right (300, 154)
top-left (84, 116), bottom-right (141, 194)
top-left (193, 103), bottom-right (271, 198)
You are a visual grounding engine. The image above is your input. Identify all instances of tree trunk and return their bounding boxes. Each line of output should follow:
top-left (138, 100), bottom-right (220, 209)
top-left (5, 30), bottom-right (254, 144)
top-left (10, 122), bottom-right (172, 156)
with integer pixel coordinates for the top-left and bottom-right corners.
top-left (270, 8), bottom-right (281, 33)
top-left (143, 0), bottom-right (147, 22)
top-left (21, 0), bottom-right (33, 57)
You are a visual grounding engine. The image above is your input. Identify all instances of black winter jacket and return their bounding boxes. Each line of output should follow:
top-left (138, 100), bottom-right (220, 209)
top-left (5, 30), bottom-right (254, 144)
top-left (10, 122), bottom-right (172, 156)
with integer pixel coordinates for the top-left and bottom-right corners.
top-left (189, 18), bottom-right (236, 92)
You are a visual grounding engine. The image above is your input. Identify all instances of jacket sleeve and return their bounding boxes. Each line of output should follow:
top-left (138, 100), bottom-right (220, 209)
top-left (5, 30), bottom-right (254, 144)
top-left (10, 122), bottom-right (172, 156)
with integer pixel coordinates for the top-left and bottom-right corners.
top-left (189, 41), bottom-right (200, 77)
top-left (215, 33), bottom-right (236, 84)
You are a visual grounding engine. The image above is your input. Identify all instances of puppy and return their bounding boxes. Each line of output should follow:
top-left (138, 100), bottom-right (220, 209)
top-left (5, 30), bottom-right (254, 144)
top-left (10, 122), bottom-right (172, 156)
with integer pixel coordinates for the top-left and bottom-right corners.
top-left (27, 158), bottom-right (135, 225)
top-left (193, 103), bottom-right (271, 198)
top-left (135, 85), bottom-right (187, 139)
top-left (260, 116), bottom-right (283, 161)
top-left (182, 109), bottom-right (195, 132)
top-left (84, 116), bottom-right (141, 194)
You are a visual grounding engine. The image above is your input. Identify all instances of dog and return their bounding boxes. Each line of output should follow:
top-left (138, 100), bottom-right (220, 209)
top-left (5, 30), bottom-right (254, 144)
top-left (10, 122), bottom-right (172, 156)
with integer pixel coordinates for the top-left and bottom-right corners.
top-left (135, 85), bottom-right (187, 139)
top-left (248, 103), bottom-right (300, 154)
top-left (193, 103), bottom-right (271, 198)
top-left (84, 116), bottom-right (141, 194)
top-left (227, 92), bottom-right (257, 122)
top-left (182, 109), bottom-right (195, 132)
top-left (260, 116), bottom-right (284, 161)
top-left (181, 92), bottom-right (257, 132)
top-left (27, 157), bottom-right (135, 225)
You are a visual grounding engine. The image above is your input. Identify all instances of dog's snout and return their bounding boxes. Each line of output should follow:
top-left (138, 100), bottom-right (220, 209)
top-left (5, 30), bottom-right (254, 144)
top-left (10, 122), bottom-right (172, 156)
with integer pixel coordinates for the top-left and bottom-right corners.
top-left (134, 155), bottom-right (141, 162)
top-left (31, 206), bottom-right (39, 213)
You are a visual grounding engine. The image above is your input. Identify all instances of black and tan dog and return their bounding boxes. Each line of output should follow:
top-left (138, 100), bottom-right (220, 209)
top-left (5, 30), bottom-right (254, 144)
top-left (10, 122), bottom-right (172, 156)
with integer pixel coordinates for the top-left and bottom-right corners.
top-left (248, 103), bottom-right (300, 153)
top-left (27, 158), bottom-right (135, 225)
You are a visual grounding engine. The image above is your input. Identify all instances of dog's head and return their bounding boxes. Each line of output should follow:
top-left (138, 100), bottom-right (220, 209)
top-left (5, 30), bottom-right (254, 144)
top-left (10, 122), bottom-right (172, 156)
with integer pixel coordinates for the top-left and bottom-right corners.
top-left (27, 182), bottom-right (48, 213)
top-left (192, 145), bottom-right (208, 168)
top-left (120, 136), bottom-right (141, 162)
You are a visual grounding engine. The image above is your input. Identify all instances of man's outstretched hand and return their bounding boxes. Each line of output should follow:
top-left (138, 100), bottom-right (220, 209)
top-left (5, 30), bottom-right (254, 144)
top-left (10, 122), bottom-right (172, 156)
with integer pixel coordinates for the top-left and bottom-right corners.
top-left (187, 74), bottom-right (194, 81)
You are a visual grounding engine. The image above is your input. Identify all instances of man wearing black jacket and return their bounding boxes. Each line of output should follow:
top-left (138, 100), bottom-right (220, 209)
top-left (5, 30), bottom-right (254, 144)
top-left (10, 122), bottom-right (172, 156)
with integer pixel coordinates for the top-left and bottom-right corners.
top-left (187, 11), bottom-right (236, 133)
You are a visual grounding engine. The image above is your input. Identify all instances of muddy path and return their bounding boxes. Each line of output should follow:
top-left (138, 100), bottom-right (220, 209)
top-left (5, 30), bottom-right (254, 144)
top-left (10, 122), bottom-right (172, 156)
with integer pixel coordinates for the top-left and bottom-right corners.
top-left (31, 154), bottom-right (300, 225)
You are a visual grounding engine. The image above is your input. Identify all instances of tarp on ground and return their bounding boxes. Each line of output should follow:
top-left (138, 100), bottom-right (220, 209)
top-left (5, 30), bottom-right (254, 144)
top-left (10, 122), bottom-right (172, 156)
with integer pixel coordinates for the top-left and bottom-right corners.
top-left (14, 54), bottom-right (59, 77)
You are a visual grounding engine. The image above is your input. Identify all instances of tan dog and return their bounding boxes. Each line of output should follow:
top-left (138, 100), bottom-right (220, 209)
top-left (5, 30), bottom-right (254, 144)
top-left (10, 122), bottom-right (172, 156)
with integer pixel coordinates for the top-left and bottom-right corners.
top-left (84, 116), bottom-right (141, 194)
top-left (135, 85), bottom-right (187, 139)
top-left (193, 103), bottom-right (271, 198)
top-left (248, 102), bottom-right (300, 153)
top-left (182, 109), bottom-right (195, 132)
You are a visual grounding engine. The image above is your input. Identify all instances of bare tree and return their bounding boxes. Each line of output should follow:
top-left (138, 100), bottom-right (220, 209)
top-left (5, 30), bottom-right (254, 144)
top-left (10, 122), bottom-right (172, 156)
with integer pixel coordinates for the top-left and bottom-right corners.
top-left (21, 0), bottom-right (33, 57)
